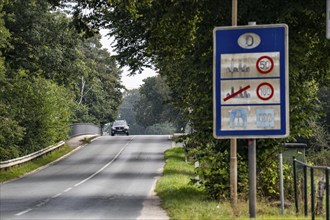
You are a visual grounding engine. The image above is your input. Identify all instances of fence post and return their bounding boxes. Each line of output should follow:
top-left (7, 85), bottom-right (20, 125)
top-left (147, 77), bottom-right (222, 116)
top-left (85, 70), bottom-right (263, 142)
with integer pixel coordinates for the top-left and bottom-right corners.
top-left (293, 157), bottom-right (299, 215)
top-left (326, 168), bottom-right (329, 220)
top-left (311, 167), bottom-right (315, 220)
top-left (304, 165), bottom-right (308, 216)
top-left (279, 152), bottom-right (284, 215)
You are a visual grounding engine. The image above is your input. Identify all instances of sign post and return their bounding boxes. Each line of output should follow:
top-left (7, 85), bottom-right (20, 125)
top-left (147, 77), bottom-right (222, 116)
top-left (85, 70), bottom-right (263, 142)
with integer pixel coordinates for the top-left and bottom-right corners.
top-left (213, 24), bottom-right (289, 139)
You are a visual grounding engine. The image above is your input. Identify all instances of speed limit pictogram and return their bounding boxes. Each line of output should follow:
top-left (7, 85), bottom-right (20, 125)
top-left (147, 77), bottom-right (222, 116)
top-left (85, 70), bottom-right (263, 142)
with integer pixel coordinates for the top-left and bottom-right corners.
top-left (256, 56), bottom-right (274, 74)
top-left (256, 82), bottom-right (274, 100)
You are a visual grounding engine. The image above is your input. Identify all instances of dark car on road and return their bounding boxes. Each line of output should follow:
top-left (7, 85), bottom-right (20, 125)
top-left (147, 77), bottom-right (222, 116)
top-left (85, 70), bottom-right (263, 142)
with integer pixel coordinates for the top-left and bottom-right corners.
top-left (111, 120), bottom-right (129, 136)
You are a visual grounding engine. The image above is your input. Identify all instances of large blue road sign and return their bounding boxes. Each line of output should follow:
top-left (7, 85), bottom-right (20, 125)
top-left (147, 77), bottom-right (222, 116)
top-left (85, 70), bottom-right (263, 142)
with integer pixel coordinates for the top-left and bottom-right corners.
top-left (213, 24), bottom-right (289, 139)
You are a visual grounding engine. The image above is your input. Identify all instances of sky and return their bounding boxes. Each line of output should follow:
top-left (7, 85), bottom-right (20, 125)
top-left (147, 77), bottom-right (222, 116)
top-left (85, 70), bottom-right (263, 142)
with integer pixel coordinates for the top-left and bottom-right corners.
top-left (99, 29), bottom-right (157, 90)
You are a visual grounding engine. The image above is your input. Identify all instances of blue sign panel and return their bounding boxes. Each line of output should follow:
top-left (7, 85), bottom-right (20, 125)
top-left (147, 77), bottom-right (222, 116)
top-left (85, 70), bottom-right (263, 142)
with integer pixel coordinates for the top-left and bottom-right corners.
top-left (213, 24), bottom-right (289, 138)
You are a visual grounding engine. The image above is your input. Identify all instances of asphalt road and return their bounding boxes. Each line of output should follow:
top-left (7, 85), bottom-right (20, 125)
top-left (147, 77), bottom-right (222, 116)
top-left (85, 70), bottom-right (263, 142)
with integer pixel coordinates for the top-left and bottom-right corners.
top-left (0, 135), bottom-right (171, 220)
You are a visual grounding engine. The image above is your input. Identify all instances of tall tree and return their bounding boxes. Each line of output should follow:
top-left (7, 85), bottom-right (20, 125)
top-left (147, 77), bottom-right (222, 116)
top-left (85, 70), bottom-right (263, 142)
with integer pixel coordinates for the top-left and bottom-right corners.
top-left (72, 34), bottom-right (124, 125)
top-left (135, 75), bottom-right (185, 130)
top-left (3, 0), bottom-right (84, 87)
top-left (0, 0), bottom-right (24, 160)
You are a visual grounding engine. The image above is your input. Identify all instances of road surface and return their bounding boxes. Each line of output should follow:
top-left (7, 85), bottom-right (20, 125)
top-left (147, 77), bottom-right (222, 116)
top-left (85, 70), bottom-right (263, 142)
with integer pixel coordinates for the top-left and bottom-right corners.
top-left (0, 135), bottom-right (171, 220)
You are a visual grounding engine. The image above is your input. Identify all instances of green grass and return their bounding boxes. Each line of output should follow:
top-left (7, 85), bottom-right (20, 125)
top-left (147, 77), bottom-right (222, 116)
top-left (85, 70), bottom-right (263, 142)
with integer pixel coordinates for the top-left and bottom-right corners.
top-left (155, 147), bottom-right (325, 220)
top-left (0, 144), bottom-right (73, 183)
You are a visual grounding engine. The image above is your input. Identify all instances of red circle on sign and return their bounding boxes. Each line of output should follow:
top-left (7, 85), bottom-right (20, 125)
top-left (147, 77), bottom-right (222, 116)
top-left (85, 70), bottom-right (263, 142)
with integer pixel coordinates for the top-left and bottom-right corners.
top-left (256, 56), bottom-right (274, 74)
top-left (256, 82), bottom-right (274, 100)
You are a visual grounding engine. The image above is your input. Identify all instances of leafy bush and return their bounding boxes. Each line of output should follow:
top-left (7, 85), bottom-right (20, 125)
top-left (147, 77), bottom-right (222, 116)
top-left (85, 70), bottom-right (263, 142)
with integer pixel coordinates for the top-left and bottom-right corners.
top-left (195, 147), bottom-right (249, 200)
top-left (0, 103), bottom-right (24, 160)
top-left (257, 153), bottom-right (294, 200)
top-left (2, 76), bottom-right (72, 157)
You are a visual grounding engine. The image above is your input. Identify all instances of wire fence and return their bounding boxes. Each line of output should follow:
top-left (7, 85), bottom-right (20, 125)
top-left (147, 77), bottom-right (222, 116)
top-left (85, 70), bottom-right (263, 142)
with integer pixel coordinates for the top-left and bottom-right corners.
top-left (293, 157), bottom-right (329, 220)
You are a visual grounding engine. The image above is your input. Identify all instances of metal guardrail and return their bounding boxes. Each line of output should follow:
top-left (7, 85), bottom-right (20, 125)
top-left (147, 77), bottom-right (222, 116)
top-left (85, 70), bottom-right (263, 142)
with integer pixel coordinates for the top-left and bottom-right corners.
top-left (0, 123), bottom-right (101, 169)
top-left (293, 157), bottom-right (329, 220)
top-left (0, 141), bottom-right (65, 169)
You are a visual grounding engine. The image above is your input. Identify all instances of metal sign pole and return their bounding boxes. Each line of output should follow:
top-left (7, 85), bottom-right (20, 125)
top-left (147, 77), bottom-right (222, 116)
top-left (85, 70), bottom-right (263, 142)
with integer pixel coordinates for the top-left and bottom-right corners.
top-left (248, 139), bottom-right (257, 218)
top-left (248, 21), bottom-right (257, 219)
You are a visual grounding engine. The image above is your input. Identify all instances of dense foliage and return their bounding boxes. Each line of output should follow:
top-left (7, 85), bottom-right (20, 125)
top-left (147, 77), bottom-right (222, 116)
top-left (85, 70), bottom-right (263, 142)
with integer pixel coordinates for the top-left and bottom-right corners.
top-left (135, 76), bottom-right (185, 131)
top-left (0, 0), bottom-right (123, 160)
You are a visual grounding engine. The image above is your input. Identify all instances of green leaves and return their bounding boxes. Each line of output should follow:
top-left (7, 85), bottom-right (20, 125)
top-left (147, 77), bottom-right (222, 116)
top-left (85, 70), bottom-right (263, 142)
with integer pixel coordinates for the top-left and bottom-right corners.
top-left (0, 102), bottom-right (25, 160)
top-left (134, 75), bottom-right (185, 130)
top-left (3, 76), bottom-right (72, 153)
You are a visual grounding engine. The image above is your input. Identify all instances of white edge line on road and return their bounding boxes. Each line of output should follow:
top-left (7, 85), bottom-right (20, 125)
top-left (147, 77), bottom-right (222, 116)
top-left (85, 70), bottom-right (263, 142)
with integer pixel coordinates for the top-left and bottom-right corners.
top-left (15, 208), bottom-right (32, 216)
top-left (74, 136), bottom-right (135, 187)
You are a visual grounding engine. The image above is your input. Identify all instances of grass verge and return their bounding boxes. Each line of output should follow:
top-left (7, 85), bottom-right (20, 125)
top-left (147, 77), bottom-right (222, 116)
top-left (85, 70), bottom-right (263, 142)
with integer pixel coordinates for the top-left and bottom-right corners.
top-left (155, 147), bottom-right (325, 220)
top-left (0, 144), bottom-right (73, 183)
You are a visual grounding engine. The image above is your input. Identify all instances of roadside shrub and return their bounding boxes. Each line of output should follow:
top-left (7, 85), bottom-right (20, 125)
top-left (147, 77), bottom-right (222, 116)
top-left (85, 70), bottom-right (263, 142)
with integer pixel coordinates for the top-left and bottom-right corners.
top-left (3, 76), bottom-right (73, 156)
top-left (257, 153), bottom-right (294, 200)
top-left (184, 132), bottom-right (294, 202)
top-left (0, 103), bottom-right (24, 160)
top-left (195, 147), bottom-right (249, 200)
top-left (184, 132), bottom-right (248, 200)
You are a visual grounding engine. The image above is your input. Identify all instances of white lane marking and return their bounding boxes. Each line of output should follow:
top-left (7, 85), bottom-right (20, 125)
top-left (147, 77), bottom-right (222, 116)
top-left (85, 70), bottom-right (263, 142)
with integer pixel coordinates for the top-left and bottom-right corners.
top-left (52, 193), bottom-right (62, 198)
top-left (74, 136), bottom-right (135, 187)
top-left (64, 187), bottom-right (72, 192)
top-left (15, 208), bottom-right (32, 216)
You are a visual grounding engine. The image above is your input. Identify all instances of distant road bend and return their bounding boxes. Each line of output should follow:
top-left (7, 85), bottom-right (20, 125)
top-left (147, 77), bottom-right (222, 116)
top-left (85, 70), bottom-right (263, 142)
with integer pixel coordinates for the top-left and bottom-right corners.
top-left (0, 135), bottom-right (171, 220)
